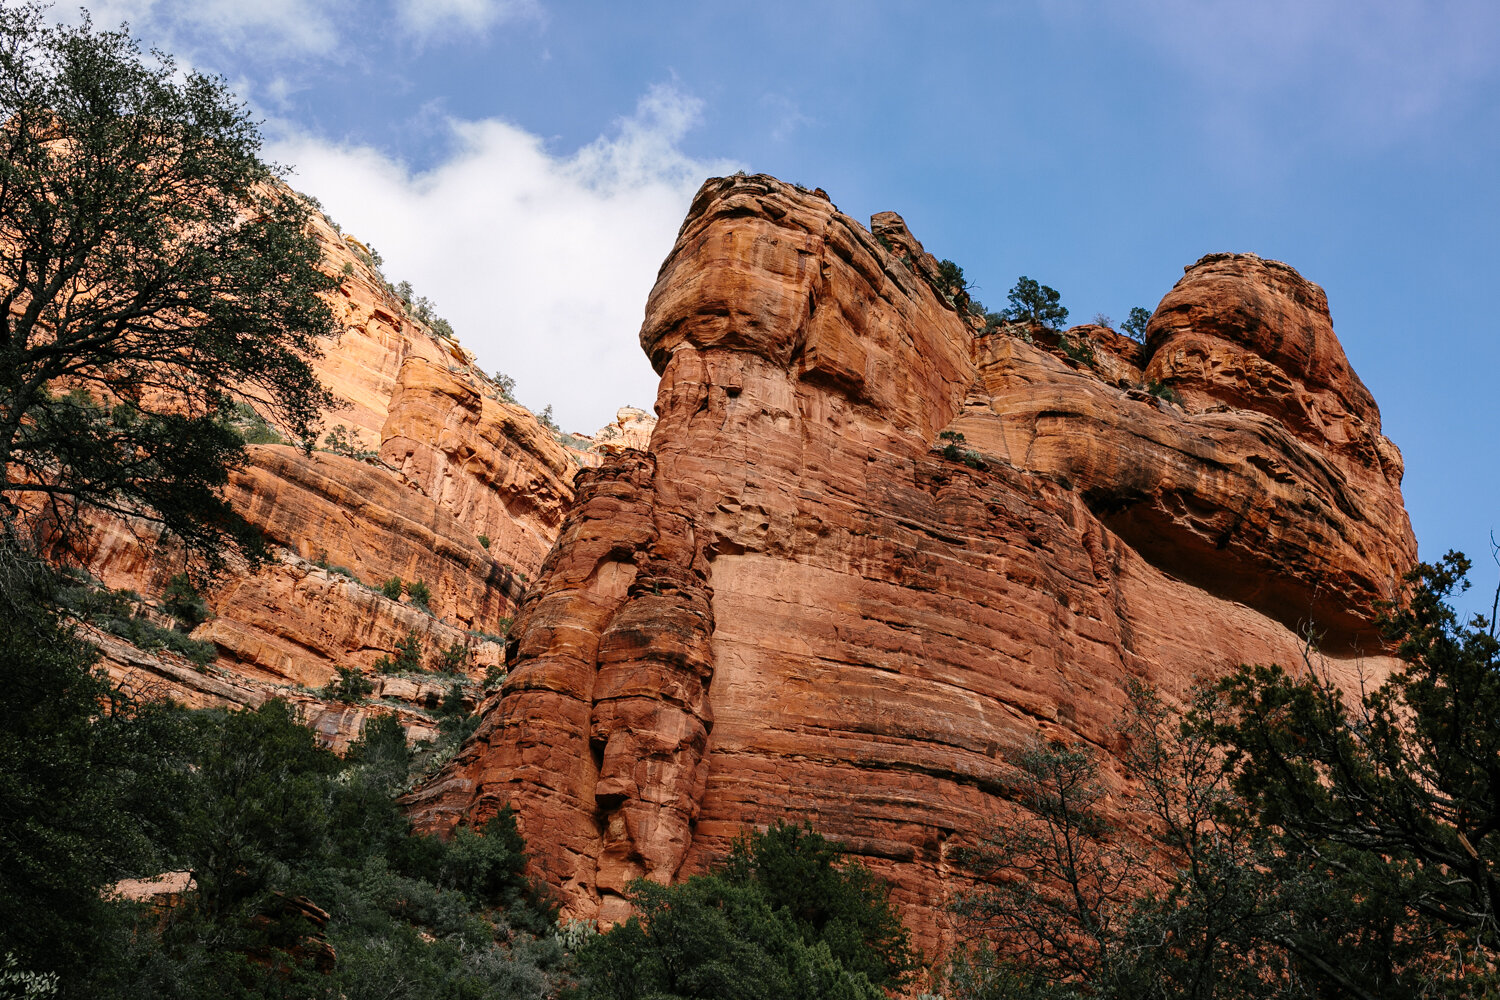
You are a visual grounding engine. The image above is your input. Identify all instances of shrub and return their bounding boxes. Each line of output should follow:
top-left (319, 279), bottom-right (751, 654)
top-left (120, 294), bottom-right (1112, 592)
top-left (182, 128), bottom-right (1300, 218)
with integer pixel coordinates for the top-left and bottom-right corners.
top-left (161, 573), bottom-right (211, 629)
top-left (322, 424), bottom-right (376, 460)
top-left (406, 580), bottom-right (432, 612)
top-left (322, 665), bottom-right (373, 703)
top-left (312, 552), bottom-right (359, 582)
top-left (1143, 379), bottom-right (1180, 404)
top-left (538, 405), bottom-right (559, 432)
top-left (576, 821), bottom-right (912, 999)
top-left (380, 577), bottom-right (403, 600)
top-left (433, 640), bottom-right (469, 675)
top-left (374, 631), bottom-right (424, 674)
top-left (226, 401), bottom-right (285, 446)
top-left (492, 371), bottom-right (517, 402)
top-left (477, 534), bottom-right (490, 549)
top-left (106, 614), bottom-right (217, 667)
top-left (1058, 333), bottom-right (1096, 367)
top-left (937, 258), bottom-right (967, 295)
top-left (939, 430), bottom-right (967, 462)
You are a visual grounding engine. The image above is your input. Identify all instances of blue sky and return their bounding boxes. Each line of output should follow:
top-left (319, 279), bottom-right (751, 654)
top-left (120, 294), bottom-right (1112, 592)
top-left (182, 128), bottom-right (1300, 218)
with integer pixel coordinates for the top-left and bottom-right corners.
top-left (61, 1), bottom-right (1500, 607)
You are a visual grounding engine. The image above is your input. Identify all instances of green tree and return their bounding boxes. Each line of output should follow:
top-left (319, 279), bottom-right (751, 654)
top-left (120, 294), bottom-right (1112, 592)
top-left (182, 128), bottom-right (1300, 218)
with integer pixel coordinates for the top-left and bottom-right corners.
top-left (1209, 552), bottom-right (1500, 997)
top-left (574, 821), bottom-right (911, 999)
top-left (948, 559), bottom-right (1500, 999)
top-left (719, 822), bottom-right (916, 988)
top-left (0, 5), bottom-right (335, 565)
top-left (0, 584), bottom-right (195, 984)
top-left (374, 629), bottom-right (424, 674)
top-left (1120, 306), bottom-right (1151, 343)
top-left (952, 739), bottom-right (1144, 992)
top-left (1001, 277), bottom-right (1068, 330)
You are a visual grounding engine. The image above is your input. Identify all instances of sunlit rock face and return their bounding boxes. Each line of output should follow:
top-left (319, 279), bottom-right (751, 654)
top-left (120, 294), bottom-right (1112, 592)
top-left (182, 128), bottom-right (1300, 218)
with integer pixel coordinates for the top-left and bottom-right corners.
top-left (407, 174), bottom-right (1416, 953)
top-left (79, 204), bottom-right (576, 746)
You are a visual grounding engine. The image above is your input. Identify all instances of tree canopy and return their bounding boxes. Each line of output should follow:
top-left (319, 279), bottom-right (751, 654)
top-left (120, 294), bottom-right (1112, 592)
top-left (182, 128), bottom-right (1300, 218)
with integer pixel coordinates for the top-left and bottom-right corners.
top-left (0, 3), bottom-right (335, 565)
top-left (1001, 276), bottom-right (1068, 330)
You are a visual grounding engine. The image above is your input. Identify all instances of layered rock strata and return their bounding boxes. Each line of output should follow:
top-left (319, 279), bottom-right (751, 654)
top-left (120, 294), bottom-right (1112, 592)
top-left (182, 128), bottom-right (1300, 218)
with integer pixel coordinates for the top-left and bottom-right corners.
top-left (76, 202), bottom-right (575, 744)
top-left (410, 174), bottom-right (1417, 952)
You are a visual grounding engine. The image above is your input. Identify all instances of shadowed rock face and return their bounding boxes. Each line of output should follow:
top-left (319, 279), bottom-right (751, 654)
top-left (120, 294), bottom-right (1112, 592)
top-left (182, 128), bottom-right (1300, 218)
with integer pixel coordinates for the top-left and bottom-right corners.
top-left (409, 174), bottom-right (1416, 952)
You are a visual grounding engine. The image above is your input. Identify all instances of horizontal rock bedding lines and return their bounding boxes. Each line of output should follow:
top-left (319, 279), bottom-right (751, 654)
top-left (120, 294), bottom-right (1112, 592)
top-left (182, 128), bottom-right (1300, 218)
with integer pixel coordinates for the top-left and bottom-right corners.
top-left (410, 173), bottom-right (1417, 954)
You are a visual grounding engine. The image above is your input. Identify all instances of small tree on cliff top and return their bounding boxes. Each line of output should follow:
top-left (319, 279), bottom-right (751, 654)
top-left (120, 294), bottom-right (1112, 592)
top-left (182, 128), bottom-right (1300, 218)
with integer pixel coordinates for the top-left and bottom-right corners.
top-left (1002, 276), bottom-right (1069, 330)
top-left (0, 5), bottom-right (335, 567)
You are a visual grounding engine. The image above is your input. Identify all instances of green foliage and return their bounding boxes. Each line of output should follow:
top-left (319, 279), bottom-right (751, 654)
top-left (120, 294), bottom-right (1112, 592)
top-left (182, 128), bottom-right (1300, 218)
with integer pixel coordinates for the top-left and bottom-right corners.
top-left (406, 579), bottom-right (433, 611)
top-left (54, 576), bottom-right (216, 666)
top-left (381, 576), bottom-right (404, 600)
top-left (0, 6), bottom-right (335, 566)
top-left (104, 613), bottom-right (218, 667)
top-left (0, 582), bottom-right (197, 985)
top-left (161, 573), bottom-right (211, 629)
top-left (1121, 306), bottom-right (1151, 343)
top-left (477, 533), bottom-right (491, 549)
top-left (1056, 333), bottom-right (1096, 368)
top-left (492, 371), bottom-right (517, 402)
top-left (312, 550), bottom-right (359, 581)
top-left (722, 822), bottom-right (916, 987)
top-left (1143, 379), bottom-right (1180, 404)
top-left (433, 640), bottom-right (470, 675)
top-left (937, 259), bottom-right (967, 295)
top-left (939, 429), bottom-right (967, 461)
top-left (575, 820), bottom-right (912, 999)
top-left (538, 405), bottom-right (559, 432)
top-left (374, 630), bottom-right (424, 675)
top-left (2, 614), bottom-right (565, 999)
top-left (321, 424), bottom-right (377, 460)
top-left (575, 878), bottom-right (885, 1000)
top-left (950, 558), bottom-right (1500, 998)
top-left (321, 665), bottom-right (374, 703)
top-left (1001, 277), bottom-right (1069, 330)
top-left (953, 740), bottom-right (1140, 991)
top-left (224, 402), bottom-right (285, 446)
top-left (483, 664), bottom-right (507, 692)
top-left (392, 279), bottom-right (457, 339)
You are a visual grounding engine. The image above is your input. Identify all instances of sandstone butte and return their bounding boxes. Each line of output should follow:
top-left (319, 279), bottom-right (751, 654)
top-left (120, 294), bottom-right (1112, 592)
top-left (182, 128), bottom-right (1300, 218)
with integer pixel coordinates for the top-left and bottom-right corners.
top-left (71, 195), bottom-right (653, 747)
top-left (405, 173), bottom-right (1418, 956)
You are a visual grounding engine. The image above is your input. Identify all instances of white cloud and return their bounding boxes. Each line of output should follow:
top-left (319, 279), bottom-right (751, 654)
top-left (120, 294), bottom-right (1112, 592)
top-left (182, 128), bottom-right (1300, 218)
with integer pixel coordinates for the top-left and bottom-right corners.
top-left (48, 0), bottom-right (350, 57)
top-left (267, 84), bottom-right (739, 434)
top-left (393, 0), bottom-right (541, 39)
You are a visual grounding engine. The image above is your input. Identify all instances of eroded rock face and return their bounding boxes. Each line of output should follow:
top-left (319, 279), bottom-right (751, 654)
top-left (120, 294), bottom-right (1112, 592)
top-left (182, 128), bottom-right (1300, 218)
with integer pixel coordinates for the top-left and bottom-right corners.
top-left (76, 205), bottom-right (570, 746)
top-left (410, 174), bottom-right (1417, 953)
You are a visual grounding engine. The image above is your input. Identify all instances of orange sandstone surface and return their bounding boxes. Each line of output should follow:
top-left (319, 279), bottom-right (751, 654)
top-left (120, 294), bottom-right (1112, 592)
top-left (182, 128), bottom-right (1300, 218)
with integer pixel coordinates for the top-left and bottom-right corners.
top-left (80, 203), bottom-right (578, 745)
top-left (406, 175), bottom-right (1417, 952)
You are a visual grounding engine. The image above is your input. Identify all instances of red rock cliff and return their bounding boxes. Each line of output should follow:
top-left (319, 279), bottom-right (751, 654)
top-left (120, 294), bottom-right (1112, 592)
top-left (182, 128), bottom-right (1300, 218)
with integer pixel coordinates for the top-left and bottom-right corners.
top-left (407, 173), bottom-right (1414, 951)
top-left (76, 201), bottom-right (579, 745)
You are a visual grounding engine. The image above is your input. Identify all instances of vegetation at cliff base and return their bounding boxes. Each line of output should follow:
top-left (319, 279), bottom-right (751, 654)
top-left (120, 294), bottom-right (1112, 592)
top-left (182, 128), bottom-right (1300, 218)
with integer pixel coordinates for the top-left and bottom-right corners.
top-left (0, 585), bottom-right (572, 999)
top-left (947, 552), bottom-right (1500, 999)
top-left (573, 821), bottom-right (914, 1000)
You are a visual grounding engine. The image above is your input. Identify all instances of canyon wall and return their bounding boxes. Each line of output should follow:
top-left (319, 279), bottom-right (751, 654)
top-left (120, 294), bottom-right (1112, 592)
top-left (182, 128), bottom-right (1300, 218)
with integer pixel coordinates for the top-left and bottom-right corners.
top-left (408, 174), bottom-right (1417, 951)
top-left (77, 204), bottom-right (636, 745)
